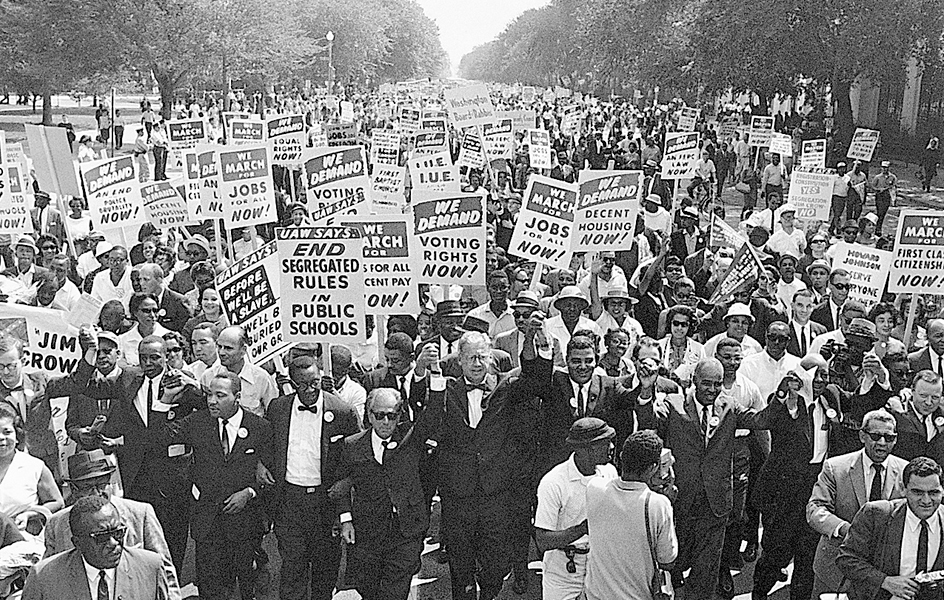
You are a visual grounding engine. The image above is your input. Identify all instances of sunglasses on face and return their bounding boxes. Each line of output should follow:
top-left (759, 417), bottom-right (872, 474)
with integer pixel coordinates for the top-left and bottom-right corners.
top-left (671, 320), bottom-right (689, 328)
top-left (832, 283), bottom-right (850, 291)
top-left (767, 334), bottom-right (790, 343)
top-left (138, 307), bottom-right (159, 314)
top-left (863, 431), bottom-right (897, 443)
top-left (513, 311), bottom-right (533, 319)
top-left (371, 410), bottom-right (401, 421)
top-left (88, 526), bottom-right (127, 544)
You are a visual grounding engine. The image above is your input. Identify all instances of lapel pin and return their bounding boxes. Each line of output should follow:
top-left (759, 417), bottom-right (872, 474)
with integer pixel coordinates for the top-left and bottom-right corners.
top-left (935, 416), bottom-right (944, 428)
top-left (825, 408), bottom-right (838, 420)
top-left (386, 441), bottom-right (398, 450)
top-left (237, 427), bottom-right (248, 438)
top-left (708, 416), bottom-right (720, 427)
top-left (324, 411), bottom-right (335, 423)
top-left (167, 410), bottom-right (175, 420)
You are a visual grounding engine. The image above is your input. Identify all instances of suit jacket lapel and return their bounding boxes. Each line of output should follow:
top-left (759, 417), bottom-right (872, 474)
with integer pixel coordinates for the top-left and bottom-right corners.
top-left (851, 452), bottom-right (867, 508)
top-left (587, 376), bottom-right (601, 415)
top-left (888, 504), bottom-right (906, 575)
top-left (68, 550), bottom-right (94, 600)
top-left (684, 395), bottom-right (704, 438)
top-left (114, 550), bottom-right (132, 599)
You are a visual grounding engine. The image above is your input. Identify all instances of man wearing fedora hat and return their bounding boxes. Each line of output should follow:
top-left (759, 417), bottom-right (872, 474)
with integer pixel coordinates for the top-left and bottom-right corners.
top-left (494, 291), bottom-right (564, 368)
top-left (44, 450), bottom-right (181, 599)
top-left (417, 300), bottom-right (466, 359)
top-left (669, 206), bottom-right (706, 262)
top-left (534, 417), bottom-right (618, 600)
top-left (3, 234), bottom-right (49, 291)
top-left (592, 287), bottom-right (643, 346)
top-left (30, 190), bottom-right (65, 245)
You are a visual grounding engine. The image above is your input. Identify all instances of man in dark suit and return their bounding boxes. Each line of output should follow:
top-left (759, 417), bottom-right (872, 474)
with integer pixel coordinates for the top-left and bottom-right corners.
top-left (669, 206), bottom-right (707, 262)
top-left (170, 369), bottom-right (272, 600)
top-left (787, 289), bottom-right (826, 357)
top-left (138, 263), bottom-right (191, 333)
top-left (810, 268), bottom-right (851, 331)
top-left (3, 234), bottom-right (49, 289)
top-left (363, 332), bottom-right (428, 422)
top-left (82, 335), bottom-right (204, 575)
top-left (908, 319), bottom-right (944, 376)
top-left (29, 191), bottom-right (66, 247)
top-left (807, 410), bottom-right (907, 597)
top-left (838, 456), bottom-right (944, 600)
top-left (65, 331), bottom-right (124, 451)
top-left (890, 370), bottom-right (944, 464)
top-left (256, 356), bottom-right (359, 600)
top-left (415, 331), bottom-right (531, 600)
top-left (642, 158), bottom-right (670, 209)
top-left (22, 496), bottom-right (171, 600)
top-left (637, 358), bottom-right (779, 599)
top-left (332, 385), bottom-right (442, 600)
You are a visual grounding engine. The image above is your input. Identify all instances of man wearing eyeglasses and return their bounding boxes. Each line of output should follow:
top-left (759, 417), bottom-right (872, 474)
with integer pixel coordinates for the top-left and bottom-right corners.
top-left (494, 291), bottom-right (564, 368)
top-left (807, 409), bottom-right (908, 597)
top-left (331, 383), bottom-right (442, 600)
top-left (811, 268), bottom-right (852, 332)
top-left (137, 263), bottom-right (191, 333)
top-left (22, 496), bottom-right (171, 600)
top-left (44, 450), bottom-right (182, 600)
top-left (258, 355), bottom-right (358, 600)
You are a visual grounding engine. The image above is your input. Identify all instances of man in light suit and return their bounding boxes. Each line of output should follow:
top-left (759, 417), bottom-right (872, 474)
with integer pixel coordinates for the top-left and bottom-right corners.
top-left (493, 291), bottom-right (562, 368)
top-left (637, 358), bottom-right (778, 599)
top-left (257, 356), bottom-right (359, 600)
top-left (23, 496), bottom-right (171, 600)
top-left (807, 409), bottom-right (908, 597)
top-left (44, 450), bottom-right (181, 600)
top-left (29, 191), bottom-right (66, 246)
top-left (837, 456), bottom-right (944, 600)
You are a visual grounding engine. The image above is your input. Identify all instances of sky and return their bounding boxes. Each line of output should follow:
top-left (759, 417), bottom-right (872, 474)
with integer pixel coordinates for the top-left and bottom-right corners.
top-left (416, 0), bottom-right (551, 76)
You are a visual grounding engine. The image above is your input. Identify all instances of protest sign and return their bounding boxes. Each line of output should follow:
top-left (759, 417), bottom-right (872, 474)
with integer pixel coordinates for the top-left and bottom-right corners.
top-left (412, 193), bottom-right (485, 285)
top-left (229, 119), bottom-right (265, 146)
top-left (749, 116), bottom-right (774, 147)
top-left (0, 304), bottom-right (80, 377)
top-left (277, 226), bottom-right (366, 344)
top-left (222, 112), bottom-right (251, 139)
top-left (420, 118), bottom-right (447, 134)
top-left (542, 89), bottom-right (556, 103)
top-left (140, 180), bottom-right (192, 228)
top-left (457, 129), bottom-right (487, 169)
top-left (769, 132), bottom-right (793, 157)
top-left (661, 132), bottom-right (699, 179)
top-left (182, 151), bottom-right (204, 221)
top-left (167, 119), bottom-right (209, 168)
top-left (889, 210), bottom-right (944, 294)
top-left (190, 144), bottom-right (223, 218)
top-left (801, 139), bottom-right (827, 169)
top-left (443, 84), bottom-right (495, 128)
top-left (370, 130), bottom-right (401, 166)
top-left (398, 106), bottom-right (421, 134)
top-left (369, 165), bottom-right (406, 213)
top-left (482, 119), bottom-right (513, 161)
top-left (339, 101), bottom-right (355, 123)
top-left (499, 109), bottom-right (537, 134)
top-left (708, 242), bottom-right (765, 303)
top-left (409, 151), bottom-right (459, 194)
top-left (309, 123), bottom-right (328, 148)
top-left (787, 170), bottom-right (834, 222)
top-left (560, 107), bottom-right (581, 137)
top-left (266, 114), bottom-right (306, 167)
top-left (340, 216), bottom-right (420, 315)
top-left (719, 115), bottom-right (740, 139)
top-left (555, 86), bottom-right (572, 99)
top-left (709, 212), bottom-right (746, 249)
top-left (216, 241), bottom-right (288, 365)
top-left (217, 145), bottom-right (277, 229)
top-left (1, 157), bottom-right (30, 235)
top-left (677, 107), bottom-right (699, 132)
top-left (80, 156), bottom-right (145, 232)
top-left (302, 145), bottom-right (369, 225)
top-left (421, 109), bottom-right (447, 120)
top-left (25, 125), bottom-right (81, 197)
top-left (521, 86), bottom-right (536, 104)
top-left (413, 130), bottom-right (449, 155)
top-left (527, 129), bottom-right (552, 169)
top-left (573, 171), bottom-right (641, 252)
top-left (830, 242), bottom-right (892, 311)
top-left (847, 128), bottom-right (880, 162)
top-left (326, 123), bottom-right (358, 147)
top-left (509, 175), bottom-right (576, 269)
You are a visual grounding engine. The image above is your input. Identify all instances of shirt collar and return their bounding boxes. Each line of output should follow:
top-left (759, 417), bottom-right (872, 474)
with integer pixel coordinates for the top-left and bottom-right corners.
top-left (861, 448), bottom-right (888, 469)
top-left (220, 407), bottom-right (244, 428)
top-left (293, 391), bottom-right (323, 410)
top-left (906, 505), bottom-right (942, 531)
top-left (82, 558), bottom-right (115, 591)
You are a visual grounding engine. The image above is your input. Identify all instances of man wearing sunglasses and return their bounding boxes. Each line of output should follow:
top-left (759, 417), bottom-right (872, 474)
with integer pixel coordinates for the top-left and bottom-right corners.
top-left (811, 268), bottom-right (852, 332)
top-left (22, 495), bottom-right (171, 600)
top-left (44, 450), bottom-right (181, 599)
top-left (807, 409), bottom-right (907, 597)
top-left (494, 291), bottom-right (563, 369)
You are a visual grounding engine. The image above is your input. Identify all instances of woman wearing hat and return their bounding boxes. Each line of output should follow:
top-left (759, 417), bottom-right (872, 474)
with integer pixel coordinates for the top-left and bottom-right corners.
top-left (855, 213), bottom-right (878, 248)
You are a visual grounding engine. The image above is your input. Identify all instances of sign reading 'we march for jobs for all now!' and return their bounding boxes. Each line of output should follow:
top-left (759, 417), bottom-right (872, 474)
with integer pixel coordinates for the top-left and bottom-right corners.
top-left (217, 145), bottom-right (276, 230)
top-left (509, 175), bottom-right (576, 270)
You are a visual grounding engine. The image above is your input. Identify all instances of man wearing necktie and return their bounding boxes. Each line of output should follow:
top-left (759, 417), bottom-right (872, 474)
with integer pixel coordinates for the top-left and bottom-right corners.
top-left (786, 289), bottom-right (826, 358)
top-left (909, 320), bottom-right (944, 379)
top-left (637, 358), bottom-right (779, 600)
top-left (839, 456), bottom-right (944, 600)
top-left (258, 356), bottom-right (358, 600)
top-left (417, 331), bottom-right (531, 600)
top-left (890, 371), bottom-right (944, 463)
top-left (808, 409), bottom-right (908, 596)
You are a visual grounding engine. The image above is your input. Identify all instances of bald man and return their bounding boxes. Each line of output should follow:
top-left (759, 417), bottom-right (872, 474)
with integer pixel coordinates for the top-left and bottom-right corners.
top-left (138, 263), bottom-right (191, 333)
top-left (636, 358), bottom-right (780, 599)
top-left (909, 318), bottom-right (944, 377)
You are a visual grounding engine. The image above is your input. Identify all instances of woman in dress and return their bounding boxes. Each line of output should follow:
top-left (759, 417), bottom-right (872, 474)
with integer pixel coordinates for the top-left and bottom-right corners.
top-left (597, 328), bottom-right (634, 378)
top-left (659, 305), bottom-right (704, 385)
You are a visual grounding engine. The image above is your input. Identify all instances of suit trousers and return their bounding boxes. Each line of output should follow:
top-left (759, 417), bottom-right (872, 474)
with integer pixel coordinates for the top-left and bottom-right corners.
top-left (507, 476), bottom-right (537, 574)
top-left (351, 512), bottom-right (423, 600)
top-left (124, 474), bottom-right (190, 576)
top-left (442, 491), bottom-right (510, 600)
top-left (196, 535), bottom-right (258, 600)
top-left (753, 464), bottom-right (821, 600)
top-left (274, 485), bottom-right (341, 600)
top-left (722, 440), bottom-right (751, 568)
top-left (676, 488), bottom-right (727, 600)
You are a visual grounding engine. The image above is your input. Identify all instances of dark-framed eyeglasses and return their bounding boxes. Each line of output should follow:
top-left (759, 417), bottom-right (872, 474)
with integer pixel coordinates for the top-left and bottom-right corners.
top-left (371, 409), bottom-right (401, 422)
top-left (671, 320), bottom-right (689, 328)
top-left (513, 311), bottom-right (533, 320)
top-left (88, 525), bottom-right (127, 544)
top-left (832, 282), bottom-right (850, 291)
top-left (862, 431), bottom-right (897, 443)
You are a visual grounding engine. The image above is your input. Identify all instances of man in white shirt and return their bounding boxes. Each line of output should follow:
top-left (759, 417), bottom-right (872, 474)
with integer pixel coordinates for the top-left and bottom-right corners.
top-left (739, 322), bottom-right (802, 400)
top-left (6, 234), bottom-right (46, 291)
top-left (544, 286), bottom-right (603, 352)
top-left (687, 149), bottom-right (716, 198)
top-left (49, 254), bottom-right (80, 312)
top-left (91, 245), bottom-right (134, 306)
top-left (468, 270), bottom-right (516, 338)
top-left (579, 251), bottom-right (628, 307)
top-left (642, 193), bottom-right (672, 234)
top-left (788, 289), bottom-right (826, 357)
top-left (775, 253), bottom-right (807, 315)
top-left (200, 325), bottom-right (277, 417)
top-left (188, 322), bottom-right (221, 381)
top-left (585, 430), bottom-right (678, 600)
top-left (761, 153), bottom-right (785, 204)
top-left (325, 345), bottom-right (367, 425)
top-left (535, 418), bottom-right (618, 600)
top-left (766, 204), bottom-right (807, 257)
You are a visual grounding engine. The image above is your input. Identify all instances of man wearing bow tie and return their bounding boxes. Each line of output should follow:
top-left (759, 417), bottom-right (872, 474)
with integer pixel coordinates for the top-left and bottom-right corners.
top-left (258, 356), bottom-right (358, 600)
top-left (417, 331), bottom-right (531, 600)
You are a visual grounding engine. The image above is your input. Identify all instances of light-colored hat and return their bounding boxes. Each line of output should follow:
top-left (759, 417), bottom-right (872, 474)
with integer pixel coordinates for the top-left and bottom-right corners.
top-left (724, 302), bottom-right (754, 322)
top-left (14, 234), bottom-right (38, 254)
top-left (185, 234), bottom-right (211, 254)
top-left (779, 204), bottom-right (797, 215)
top-left (511, 290), bottom-right (541, 310)
top-left (554, 285), bottom-right (590, 310)
top-left (863, 212), bottom-right (878, 225)
top-left (94, 240), bottom-right (115, 258)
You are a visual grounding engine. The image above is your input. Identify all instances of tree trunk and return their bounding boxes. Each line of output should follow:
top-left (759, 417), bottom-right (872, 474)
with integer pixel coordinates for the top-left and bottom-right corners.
top-left (833, 79), bottom-right (854, 149)
top-left (31, 93), bottom-right (38, 114)
top-left (153, 70), bottom-right (175, 120)
top-left (42, 91), bottom-right (52, 125)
